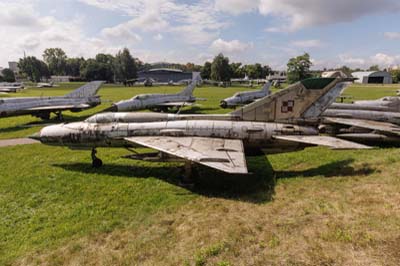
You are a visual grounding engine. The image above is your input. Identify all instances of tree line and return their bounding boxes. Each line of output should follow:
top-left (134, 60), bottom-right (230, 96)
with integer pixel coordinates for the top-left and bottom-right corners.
top-left (17, 48), bottom-right (139, 83)
top-left (6, 48), bottom-right (400, 84)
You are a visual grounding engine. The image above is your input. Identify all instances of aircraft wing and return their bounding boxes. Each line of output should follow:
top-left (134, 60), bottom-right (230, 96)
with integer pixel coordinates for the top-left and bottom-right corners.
top-left (25, 104), bottom-right (91, 111)
top-left (324, 117), bottom-right (400, 136)
top-left (273, 135), bottom-right (371, 150)
top-left (155, 102), bottom-right (195, 107)
top-left (124, 136), bottom-right (248, 174)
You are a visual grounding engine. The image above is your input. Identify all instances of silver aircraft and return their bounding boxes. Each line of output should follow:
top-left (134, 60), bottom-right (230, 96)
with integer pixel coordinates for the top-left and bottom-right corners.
top-left (220, 82), bottom-right (271, 108)
top-left (0, 81), bottom-right (103, 120)
top-left (37, 82), bottom-right (58, 88)
top-left (329, 96), bottom-right (400, 112)
top-left (31, 78), bottom-right (368, 180)
top-left (0, 82), bottom-right (24, 93)
top-left (110, 75), bottom-right (202, 112)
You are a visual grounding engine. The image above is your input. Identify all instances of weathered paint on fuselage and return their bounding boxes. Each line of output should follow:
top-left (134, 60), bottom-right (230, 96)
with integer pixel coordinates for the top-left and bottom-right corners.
top-left (114, 94), bottom-right (196, 111)
top-left (38, 120), bottom-right (318, 154)
top-left (220, 89), bottom-right (270, 108)
top-left (323, 109), bottom-right (400, 125)
top-left (0, 96), bottom-right (100, 117)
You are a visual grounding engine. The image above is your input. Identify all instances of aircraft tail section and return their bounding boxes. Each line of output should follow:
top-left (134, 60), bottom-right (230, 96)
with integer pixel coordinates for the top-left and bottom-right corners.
top-left (231, 78), bottom-right (353, 123)
top-left (65, 81), bottom-right (104, 98)
top-left (178, 73), bottom-right (201, 97)
top-left (261, 82), bottom-right (271, 94)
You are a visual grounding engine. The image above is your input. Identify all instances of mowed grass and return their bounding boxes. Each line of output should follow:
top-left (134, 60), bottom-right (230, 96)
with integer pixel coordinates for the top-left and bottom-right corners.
top-left (0, 82), bottom-right (400, 265)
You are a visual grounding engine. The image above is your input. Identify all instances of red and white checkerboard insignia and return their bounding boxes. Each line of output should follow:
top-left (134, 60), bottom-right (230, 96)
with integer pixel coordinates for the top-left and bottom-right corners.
top-left (281, 100), bottom-right (295, 113)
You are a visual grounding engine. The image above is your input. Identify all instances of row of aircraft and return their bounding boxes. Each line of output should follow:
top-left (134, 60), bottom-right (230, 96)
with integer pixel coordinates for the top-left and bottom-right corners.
top-left (2, 76), bottom-right (400, 182)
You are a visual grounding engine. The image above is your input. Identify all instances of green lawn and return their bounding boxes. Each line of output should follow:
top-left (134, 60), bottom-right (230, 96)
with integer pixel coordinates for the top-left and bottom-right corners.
top-left (0, 83), bottom-right (400, 266)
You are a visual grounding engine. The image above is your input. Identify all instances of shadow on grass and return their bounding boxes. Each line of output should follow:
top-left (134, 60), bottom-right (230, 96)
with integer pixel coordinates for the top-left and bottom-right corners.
top-left (276, 159), bottom-right (376, 179)
top-left (54, 156), bottom-right (276, 204)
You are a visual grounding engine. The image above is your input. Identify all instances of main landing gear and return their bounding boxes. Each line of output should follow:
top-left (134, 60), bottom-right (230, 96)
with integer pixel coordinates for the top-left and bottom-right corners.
top-left (91, 148), bottom-right (103, 168)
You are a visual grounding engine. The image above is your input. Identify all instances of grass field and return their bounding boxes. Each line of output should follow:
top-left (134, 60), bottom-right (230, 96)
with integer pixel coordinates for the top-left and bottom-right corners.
top-left (1, 82), bottom-right (400, 266)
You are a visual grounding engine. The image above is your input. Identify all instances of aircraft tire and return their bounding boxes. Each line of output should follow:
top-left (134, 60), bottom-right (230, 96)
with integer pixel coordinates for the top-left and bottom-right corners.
top-left (92, 158), bottom-right (103, 168)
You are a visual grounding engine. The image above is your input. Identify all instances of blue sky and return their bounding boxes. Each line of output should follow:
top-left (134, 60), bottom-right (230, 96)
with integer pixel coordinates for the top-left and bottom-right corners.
top-left (1, 0), bottom-right (400, 70)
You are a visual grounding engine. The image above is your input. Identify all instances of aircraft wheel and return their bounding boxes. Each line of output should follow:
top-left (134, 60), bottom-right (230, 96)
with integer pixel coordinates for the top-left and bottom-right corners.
top-left (92, 158), bottom-right (103, 168)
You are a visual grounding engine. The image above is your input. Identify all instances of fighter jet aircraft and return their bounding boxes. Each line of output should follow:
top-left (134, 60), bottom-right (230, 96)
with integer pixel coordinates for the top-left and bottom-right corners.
top-left (37, 81), bottom-right (58, 88)
top-left (329, 96), bottom-right (400, 112)
top-left (110, 74), bottom-right (202, 112)
top-left (0, 82), bottom-right (24, 93)
top-left (0, 81), bottom-right (103, 120)
top-left (31, 78), bottom-right (368, 181)
top-left (220, 82), bottom-right (271, 108)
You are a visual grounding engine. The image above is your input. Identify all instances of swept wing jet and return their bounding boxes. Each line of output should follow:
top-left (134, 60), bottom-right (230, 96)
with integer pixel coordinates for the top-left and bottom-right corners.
top-left (0, 82), bottom-right (24, 93)
top-left (220, 82), bottom-right (271, 108)
top-left (0, 81), bottom-right (103, 120)
top-left (31, 78), bottom-right (368, 181)
top-left (37, 81), bottom-right (58, 88)
top-left (110, 74), bottom-right (202, 112)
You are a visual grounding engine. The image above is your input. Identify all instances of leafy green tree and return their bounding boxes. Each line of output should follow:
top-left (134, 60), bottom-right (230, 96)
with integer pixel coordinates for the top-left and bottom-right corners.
top-left (43, 48), bottom-right (68, 75)
top-left (201, 62), bottom-right (212, 79)
top-left (230, 62), bottom-right (244, 78)
top-left (390, 69), bottom-right (400, 83)
top-left (211, 53), bottom-right (231, 82)
top-left (287, 53), bottom-right (313, 83)
top-left (81, 58), bottom-right (114, 82)
top-left (114, 48), bottom-right (137, 82)
top-left (1, 68), bottom-right (16, 82)
top-left (18, 56), bottom-right (50, 82)
top-left (66, 57), bottom-right (85, 77)
top-left (339, 65), bottom-right (352, 76)
top-left (368, 65), bottom-right (380, 71)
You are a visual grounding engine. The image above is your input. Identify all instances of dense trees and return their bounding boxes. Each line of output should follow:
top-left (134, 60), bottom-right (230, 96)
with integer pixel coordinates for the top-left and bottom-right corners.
top-left (15, 48), bottom-right (275, 84)
top-left (287, 53), bottom-right (313, 83)
top-left (43, 48), bottom-right (67, 75)
top-left (1, 68), bottom-right (16, 82)
top-left (18, 56), bottom-right (50, 82)
top-left (114, 48), bottom-right (138, 82)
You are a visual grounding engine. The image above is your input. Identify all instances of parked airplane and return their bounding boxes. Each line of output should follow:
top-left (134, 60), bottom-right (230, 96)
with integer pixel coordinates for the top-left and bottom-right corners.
top-left (31, 78), bottom-right (368, 182)
top-left (0, 81), bottom-right (103, 120)
top-left (220, 82), bottom-right (271, 108)
top-left (0, 82), bottom-right (24, 93)
top-left (110, 74), bottom-right (202, 112)
top-left (330, 96), bottom-right (400, 112)
top-left (37, 82), bottom-right (58, 88)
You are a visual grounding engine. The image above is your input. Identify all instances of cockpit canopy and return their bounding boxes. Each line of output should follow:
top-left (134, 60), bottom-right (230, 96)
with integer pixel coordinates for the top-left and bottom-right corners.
top-left (132, 94), bottom-right (149, 100)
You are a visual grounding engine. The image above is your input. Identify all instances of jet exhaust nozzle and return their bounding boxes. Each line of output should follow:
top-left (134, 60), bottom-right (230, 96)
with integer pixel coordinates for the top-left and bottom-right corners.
top-left (220, 101), bottom-right (228, 109)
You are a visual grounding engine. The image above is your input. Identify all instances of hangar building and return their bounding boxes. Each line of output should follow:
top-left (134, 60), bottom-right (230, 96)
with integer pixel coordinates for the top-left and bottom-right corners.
top-left (352, 71), bottom-right (392, 84)
top-left (138, 68), bottom-right (193, 83)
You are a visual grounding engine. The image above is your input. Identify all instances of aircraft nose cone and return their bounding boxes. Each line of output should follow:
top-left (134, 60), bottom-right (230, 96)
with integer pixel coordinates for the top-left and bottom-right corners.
top-left (220, 101), bottom-right (228, 108)
top-left (29, 132), bottom-right (42, 141)
top-left (104, 104), bottom-right (118, 112)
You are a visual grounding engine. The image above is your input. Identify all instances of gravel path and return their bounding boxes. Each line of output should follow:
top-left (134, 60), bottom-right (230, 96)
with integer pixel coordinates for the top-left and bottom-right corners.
top-left (0, 138), bottom-right (39, 148)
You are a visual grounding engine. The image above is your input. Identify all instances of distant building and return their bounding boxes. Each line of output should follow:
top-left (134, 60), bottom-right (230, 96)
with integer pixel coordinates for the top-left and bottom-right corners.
top-left (321, 71), bottom-right (350, 79)
top-left (352, 71), bottom-right (392, 84)
top-left (0, 67), bottom-right (3, 76)
top-left (50, 76), bottom-right (73, 82)
top-left (8, 62), bottom-right (19, 74)
top-left (267, 71), bottom-right (287, 82)
top-left (137, 68), bottom-right (193, 83)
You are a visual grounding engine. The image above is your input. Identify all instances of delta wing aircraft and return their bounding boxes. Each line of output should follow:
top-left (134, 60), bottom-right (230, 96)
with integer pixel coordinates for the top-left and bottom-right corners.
top-left (0, 81), bottom-right (103, 120)
top-left (110, 74), bottom-right (202, 112)
top-left (220, 82), bottom-right (271, 108)
top-left (31, 78), bottom-right (369, 181)
top-left (0, 82), bottom-right (24, 93)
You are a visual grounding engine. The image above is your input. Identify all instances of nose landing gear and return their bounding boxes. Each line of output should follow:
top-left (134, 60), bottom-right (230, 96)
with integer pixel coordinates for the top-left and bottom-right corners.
top-left (91, 148), bottom-right (103, 168)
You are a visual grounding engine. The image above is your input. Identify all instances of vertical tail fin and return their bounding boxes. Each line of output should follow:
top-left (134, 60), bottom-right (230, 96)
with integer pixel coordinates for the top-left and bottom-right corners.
top-left (261, 82), bottom-right (271, 94)
top-left (231, 78), bottom-right (353, 123)
top-left (178, 73), bottom-right (201, 96)
top-left (65, 81), bottom-right (104, 98)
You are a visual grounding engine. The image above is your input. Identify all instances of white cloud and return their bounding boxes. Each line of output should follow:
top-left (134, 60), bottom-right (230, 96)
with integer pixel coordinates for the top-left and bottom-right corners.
top-left (215, 0), bottom-right (259, 15)
top-left (384, 32), bottom-right (400, 40)
top-left (153, 33), bottom-right (163, 41)
top-left (210, 38), bottom-right (253, 53)
top-left (291, 39), bottom-right (322, 48)
top-left (259, 0), bottom-right (400, 32)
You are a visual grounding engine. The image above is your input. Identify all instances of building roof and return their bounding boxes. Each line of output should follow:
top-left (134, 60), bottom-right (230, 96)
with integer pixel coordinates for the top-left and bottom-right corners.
top-left (352, 71), bottom-right (391, 77)
top-left (147, 68), bottom-right (184, 73)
